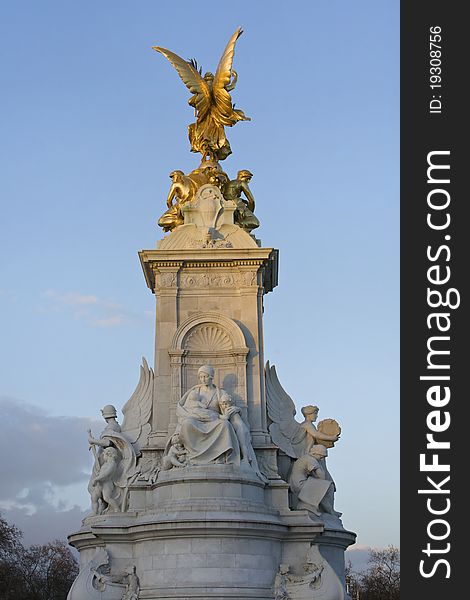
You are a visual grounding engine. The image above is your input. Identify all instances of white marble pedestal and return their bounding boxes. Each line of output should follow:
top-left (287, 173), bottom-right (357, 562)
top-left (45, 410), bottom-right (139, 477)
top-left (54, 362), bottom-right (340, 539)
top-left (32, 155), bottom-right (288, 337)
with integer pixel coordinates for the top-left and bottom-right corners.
top-left (69, 464), bottom-right (354, 599)
top-left (67, 185), bottom-right (356, 600)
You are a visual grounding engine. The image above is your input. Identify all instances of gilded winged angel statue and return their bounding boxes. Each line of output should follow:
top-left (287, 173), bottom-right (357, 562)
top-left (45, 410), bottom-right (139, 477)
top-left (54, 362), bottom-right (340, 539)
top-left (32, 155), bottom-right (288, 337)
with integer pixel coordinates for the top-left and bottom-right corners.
top-left (153, 27), bottom-right (250, 161)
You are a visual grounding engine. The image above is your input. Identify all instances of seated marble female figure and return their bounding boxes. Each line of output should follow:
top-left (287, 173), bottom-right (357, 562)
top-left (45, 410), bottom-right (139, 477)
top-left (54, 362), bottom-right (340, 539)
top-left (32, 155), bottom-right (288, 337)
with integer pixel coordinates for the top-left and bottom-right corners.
top-left (176, 365), bottom-right (240, 465)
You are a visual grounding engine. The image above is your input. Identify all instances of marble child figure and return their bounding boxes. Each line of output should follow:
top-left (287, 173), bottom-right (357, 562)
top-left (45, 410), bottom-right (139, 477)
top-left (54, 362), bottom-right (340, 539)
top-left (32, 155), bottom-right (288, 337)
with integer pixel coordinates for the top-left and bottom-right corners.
top-left (87, 404), bottom-right (138, 514)
top-left (218, 392), bottom-right (250, 465)
top-left (218, 392), bottom-right (267, 481)
top-left (89, 446), bottom-right (121, 514)
top-left (162, 433), bottom-right (188, 470)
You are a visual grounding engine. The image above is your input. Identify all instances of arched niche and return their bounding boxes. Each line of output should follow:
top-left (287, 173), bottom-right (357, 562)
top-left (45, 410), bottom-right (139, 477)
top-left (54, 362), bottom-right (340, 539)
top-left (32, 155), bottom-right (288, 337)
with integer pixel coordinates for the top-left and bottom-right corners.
top-left (168, 312), bottom-right (249, 426)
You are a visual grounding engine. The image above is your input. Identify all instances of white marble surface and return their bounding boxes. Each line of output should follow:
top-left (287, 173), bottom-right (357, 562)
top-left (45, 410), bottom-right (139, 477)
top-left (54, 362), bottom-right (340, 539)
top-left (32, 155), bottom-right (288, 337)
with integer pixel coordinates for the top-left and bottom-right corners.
top-left (68, 196), bottom-right (355, 599)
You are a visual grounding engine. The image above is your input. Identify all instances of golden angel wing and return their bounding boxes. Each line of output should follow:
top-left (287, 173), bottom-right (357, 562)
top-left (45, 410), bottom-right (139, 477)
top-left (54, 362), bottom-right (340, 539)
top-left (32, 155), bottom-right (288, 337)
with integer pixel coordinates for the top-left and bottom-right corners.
top-left (213, 27), bottom-right (245, 124)
top-left (214, 27), bottom-right (242, 90)
top-left (153, 45), bottom-right (211, 120)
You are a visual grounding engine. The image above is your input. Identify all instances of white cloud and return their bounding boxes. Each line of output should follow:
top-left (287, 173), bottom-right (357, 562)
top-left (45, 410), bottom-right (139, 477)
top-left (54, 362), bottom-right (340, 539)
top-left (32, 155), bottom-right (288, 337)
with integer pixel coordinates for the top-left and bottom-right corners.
top-left (40, 290), bottom-right (131, 328)
top-left (0, 396), bottom-right (100, 544)
top-left (3, 503), bottom-right (88, 547)
top-left (59, 292), bottom-right (100, 305)
top-left (92, 314), bottom-right (125, 328)
top-left (0, 396), bottom-right (98, 500)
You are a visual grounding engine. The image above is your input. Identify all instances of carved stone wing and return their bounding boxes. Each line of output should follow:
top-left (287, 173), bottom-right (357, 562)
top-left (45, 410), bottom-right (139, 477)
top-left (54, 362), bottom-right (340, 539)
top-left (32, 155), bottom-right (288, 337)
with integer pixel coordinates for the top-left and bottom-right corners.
top-left (121, 357), bottom-right (154, 453)
top-left (152, 45), bottom-right (212, 120)
top-left (265, 361), bottom-right (305, 458)
top-left (213, 27), bottom-right (243, 124)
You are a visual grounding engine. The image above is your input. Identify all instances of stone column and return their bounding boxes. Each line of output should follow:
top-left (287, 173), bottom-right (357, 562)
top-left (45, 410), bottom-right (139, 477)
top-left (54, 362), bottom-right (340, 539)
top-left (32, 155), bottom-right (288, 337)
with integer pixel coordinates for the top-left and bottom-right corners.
top-left (139, 248), bottom-right (278, 448)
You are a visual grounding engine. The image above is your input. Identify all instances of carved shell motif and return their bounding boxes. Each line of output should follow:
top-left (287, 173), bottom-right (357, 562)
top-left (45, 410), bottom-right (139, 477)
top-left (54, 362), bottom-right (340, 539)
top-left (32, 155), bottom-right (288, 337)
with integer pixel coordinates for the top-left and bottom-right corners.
top-left (184, 324), bottom-right (232, 351)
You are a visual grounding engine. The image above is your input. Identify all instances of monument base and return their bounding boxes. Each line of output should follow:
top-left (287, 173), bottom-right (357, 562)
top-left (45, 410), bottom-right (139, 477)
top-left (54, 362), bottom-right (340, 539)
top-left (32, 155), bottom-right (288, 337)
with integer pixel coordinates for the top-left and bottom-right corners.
top-left (68, 465), bottom-right (355, 599)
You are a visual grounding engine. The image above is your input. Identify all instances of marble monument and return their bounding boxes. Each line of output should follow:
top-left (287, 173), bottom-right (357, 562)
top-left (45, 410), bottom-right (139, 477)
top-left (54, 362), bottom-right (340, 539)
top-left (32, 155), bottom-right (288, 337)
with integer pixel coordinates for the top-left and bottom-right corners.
top-left (67, 28), bottom-right (356, 600)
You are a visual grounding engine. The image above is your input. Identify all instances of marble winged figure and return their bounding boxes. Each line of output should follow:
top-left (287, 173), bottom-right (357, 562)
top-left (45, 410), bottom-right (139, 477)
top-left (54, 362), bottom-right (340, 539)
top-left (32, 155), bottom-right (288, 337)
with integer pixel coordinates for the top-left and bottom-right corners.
top-left (119, 357), bottom-right (154, 454)
top-left (265, 361), bottom-right (341, 459)
top-left (87, 358), bottom-right (154, 514)
top-left (266, 362), bottom-right (342, 520)
top-left (153, 27), bottom-right (250, 162)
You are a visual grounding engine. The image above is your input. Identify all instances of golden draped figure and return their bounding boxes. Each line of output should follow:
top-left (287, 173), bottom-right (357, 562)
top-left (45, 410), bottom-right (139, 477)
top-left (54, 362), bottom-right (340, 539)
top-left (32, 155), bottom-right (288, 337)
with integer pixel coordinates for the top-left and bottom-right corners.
top-left (153, 27), bottom-right (250, 162)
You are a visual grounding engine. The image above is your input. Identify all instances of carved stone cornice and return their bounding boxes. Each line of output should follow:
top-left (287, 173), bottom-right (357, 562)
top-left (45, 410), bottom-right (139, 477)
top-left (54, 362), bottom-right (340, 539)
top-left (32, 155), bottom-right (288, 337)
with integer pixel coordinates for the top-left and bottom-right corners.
top-left (139, 248), bottom-right (278, 293)
top-left (177, 270), bottom-right (258, 289)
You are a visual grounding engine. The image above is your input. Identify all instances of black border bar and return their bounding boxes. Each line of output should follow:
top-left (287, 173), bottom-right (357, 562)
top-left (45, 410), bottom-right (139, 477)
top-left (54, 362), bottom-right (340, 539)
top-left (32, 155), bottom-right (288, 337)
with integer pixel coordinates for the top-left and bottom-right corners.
top-left (401, 3), bottom-right (466, 597)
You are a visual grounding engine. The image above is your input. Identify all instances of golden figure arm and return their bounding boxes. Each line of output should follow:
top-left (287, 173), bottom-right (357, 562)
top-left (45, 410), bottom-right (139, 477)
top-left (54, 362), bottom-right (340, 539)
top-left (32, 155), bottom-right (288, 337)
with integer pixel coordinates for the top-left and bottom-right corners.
top-left (226, 69), bottom-right (238, 92)
top-left (241, 181), bottom-right (255, 212)
top-left (166, 184), bottom-right (177, 209)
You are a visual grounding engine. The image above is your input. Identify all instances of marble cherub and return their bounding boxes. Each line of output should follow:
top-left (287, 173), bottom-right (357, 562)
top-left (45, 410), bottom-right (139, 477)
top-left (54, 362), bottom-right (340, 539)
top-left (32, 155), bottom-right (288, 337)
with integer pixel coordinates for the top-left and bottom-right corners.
top-left (218, 392), bottom-right (267, 482)
top-left (162, 432), bottom-right (188, 470)
top-left (89, 446), bottom-right (121, 514)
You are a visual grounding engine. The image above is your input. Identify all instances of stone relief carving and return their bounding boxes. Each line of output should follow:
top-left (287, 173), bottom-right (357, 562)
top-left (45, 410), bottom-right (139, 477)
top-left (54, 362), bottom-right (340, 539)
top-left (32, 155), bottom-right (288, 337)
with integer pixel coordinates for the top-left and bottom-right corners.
top-left (255, 449), bottom-right (279, 480)
top-left (135, 453), bottom-right (161, 485)
top-left (94, 562), bottom-right (140, 600)
top-left (182, 184), bottom-right (224, 229)
top-left (86, 359), bottom-right (154, 514)
top-left (178, 270), bottom-right (258, 288)
top-left (120, 566), bottom-right (140, 600)
top-left (67, 548), bottom-right (140, 600)
top-left (187, 237), bottom-right (233, 249)
top-left (155, 223), bottom-right (259, 251)
top-left (273, 545), bottom-right (346, 600)
top-left (273, 564), bottom-right (290, 600)
top-left (183, 357), bottom-right (241, 368)
top-left (185, 324), bottom-right (232, 351)
top-left (265, 362), bottom-right (342, 523)
top-left (243, 270), bottom-right (258, 286)
top-left (156, 272), bottom-right (178, 289)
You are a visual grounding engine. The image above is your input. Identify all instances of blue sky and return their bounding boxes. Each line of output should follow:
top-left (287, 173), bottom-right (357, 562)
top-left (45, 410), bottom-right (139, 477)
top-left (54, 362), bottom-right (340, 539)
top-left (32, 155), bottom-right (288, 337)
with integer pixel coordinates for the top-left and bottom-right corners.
top-left (0, 0), bottom-right (399, 555)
